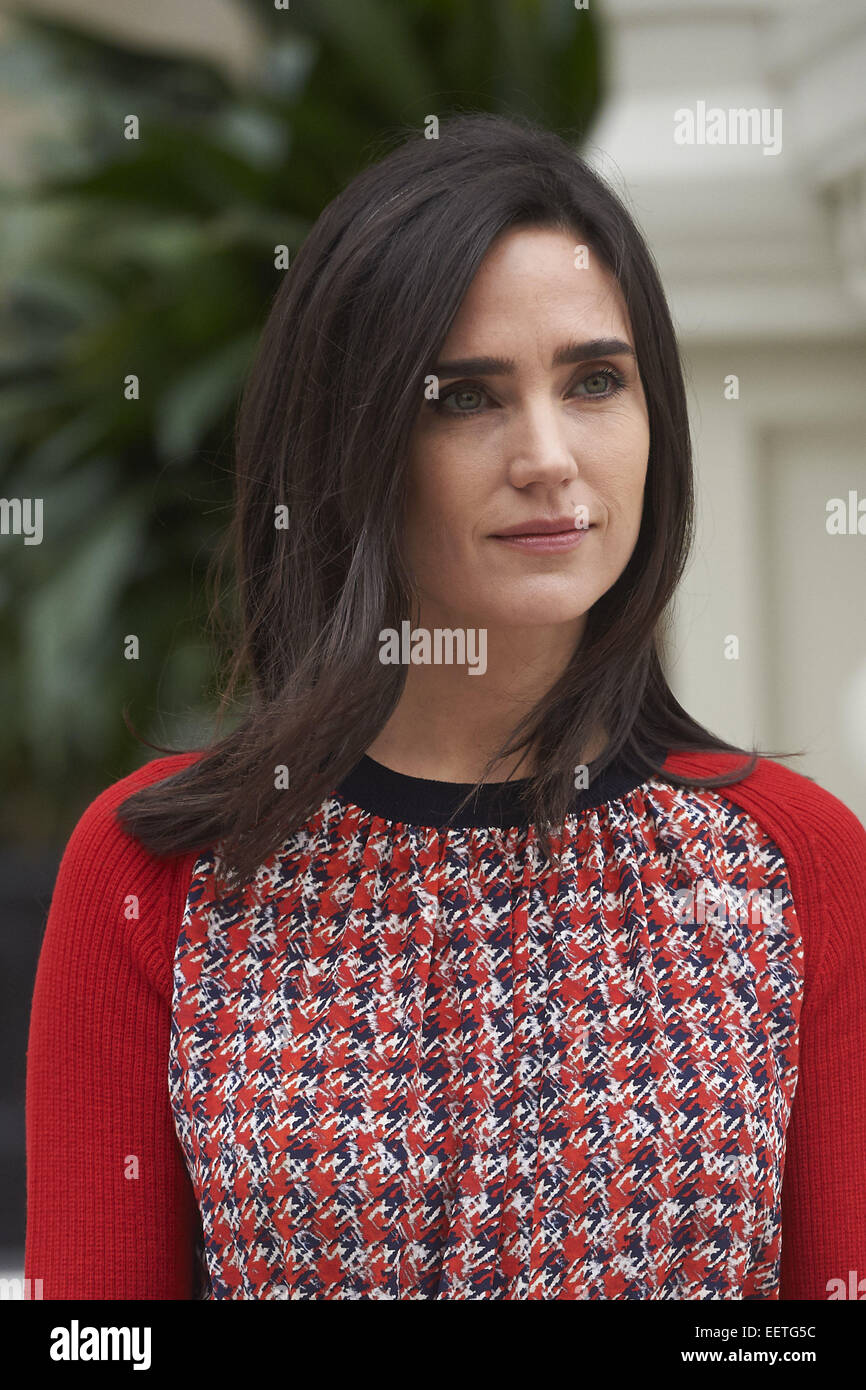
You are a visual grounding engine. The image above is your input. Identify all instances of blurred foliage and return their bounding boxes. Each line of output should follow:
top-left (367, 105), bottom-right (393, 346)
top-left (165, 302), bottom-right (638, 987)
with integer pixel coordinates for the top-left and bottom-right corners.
top-left (0, 0), bottom-right (603, 846)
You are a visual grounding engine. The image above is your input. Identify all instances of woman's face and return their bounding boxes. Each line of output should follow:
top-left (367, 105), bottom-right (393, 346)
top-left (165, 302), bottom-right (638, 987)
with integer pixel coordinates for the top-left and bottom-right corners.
top-left (403, 224), bottom-right (650, 631)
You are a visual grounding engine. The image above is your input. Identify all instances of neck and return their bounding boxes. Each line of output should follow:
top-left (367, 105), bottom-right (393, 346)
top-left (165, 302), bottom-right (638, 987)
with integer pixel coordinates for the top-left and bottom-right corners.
top-left (367, 597), bottom-right (600, 783)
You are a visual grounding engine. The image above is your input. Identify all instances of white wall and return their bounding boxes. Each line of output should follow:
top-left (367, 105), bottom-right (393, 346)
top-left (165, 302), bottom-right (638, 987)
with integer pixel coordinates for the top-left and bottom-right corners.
top-left (587, 0), bottom-right (866, 820)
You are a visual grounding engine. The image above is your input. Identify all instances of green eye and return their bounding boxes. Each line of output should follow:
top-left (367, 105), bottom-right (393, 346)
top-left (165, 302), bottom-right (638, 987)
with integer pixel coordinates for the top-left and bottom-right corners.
top-left (443, 387), bottom-right (485, 412)
top-left (573, 367), bottom-right (626, 398)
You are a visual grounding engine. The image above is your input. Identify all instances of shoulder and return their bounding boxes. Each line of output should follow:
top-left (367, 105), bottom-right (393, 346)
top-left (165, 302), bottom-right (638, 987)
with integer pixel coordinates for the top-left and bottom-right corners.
top-left (661, 748), bottom-right (866, 989)
top-left (660, 748), bottom-right (866, 864)
top-left (59, 750), bottom-right (205, 892)
top-left (46, 750), bottom-right (206, 997)
top-left (88, 748), bottom-right (205, 817)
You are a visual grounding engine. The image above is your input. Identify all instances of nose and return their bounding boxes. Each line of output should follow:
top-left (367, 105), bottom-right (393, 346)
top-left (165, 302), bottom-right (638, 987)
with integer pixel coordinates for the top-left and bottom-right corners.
top-left (504, 396), bottom-right (579, 488)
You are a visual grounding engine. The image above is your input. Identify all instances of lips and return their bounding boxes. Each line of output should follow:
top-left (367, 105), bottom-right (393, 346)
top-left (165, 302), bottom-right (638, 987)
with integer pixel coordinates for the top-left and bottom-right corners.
top-left (492, 516), bottom-right (591, 537)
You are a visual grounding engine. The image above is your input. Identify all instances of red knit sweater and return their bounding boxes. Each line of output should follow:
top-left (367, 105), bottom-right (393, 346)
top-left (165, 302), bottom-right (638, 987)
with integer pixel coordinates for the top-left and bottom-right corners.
top-left (23, 749), bottom-right (866, 1299)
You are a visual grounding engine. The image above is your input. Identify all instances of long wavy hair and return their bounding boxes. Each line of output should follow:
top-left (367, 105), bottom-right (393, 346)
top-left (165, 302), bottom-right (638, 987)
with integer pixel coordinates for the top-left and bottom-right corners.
top-left (116, 111), bottom-right (797, 888)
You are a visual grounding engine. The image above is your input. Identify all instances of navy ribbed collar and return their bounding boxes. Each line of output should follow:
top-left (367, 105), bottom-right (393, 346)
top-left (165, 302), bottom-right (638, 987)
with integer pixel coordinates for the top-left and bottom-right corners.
top-left (335, 744), bottom-right (667, 829)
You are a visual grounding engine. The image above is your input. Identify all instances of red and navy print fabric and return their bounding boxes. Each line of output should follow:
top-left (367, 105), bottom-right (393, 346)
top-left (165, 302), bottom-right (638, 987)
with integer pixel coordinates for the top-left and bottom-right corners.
top-left (169, 777), bottom-right (802, 1299)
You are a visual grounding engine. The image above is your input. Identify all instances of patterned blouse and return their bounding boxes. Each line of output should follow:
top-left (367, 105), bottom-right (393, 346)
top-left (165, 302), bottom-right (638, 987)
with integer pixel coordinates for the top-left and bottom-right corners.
top-left (169, 746), bottom-right (803, 1299)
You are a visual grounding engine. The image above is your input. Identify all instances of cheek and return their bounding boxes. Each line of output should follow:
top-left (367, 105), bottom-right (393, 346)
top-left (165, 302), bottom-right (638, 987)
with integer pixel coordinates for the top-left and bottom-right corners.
top-left (598, 426), bottom-right (649, 512)
top-left (407, 439), bottom-right (479, 542)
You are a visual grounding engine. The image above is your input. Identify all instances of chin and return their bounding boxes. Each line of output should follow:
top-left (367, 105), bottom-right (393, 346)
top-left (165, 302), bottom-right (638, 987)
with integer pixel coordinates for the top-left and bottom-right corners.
top-left (481, 596), bottom-right (593, 627)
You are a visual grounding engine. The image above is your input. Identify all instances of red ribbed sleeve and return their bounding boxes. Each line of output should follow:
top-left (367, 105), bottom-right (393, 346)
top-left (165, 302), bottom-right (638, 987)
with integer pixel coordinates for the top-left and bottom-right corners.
top-left (774, 793), bottom-right (866, 1300)
top-left (664, 751), bottom-right (866, 1301)
top-left (24, 753), bottom-right (202, 1299)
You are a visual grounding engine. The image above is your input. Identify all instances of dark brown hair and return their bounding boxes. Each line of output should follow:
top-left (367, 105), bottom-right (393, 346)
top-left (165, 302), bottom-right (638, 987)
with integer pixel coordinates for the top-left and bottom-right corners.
top-left (116, 112), bottom-right (799, 888)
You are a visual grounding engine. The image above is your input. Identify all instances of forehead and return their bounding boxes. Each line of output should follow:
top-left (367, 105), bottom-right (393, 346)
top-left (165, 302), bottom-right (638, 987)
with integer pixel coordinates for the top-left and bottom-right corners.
top-left (444, 224), bottom-right (630, 347)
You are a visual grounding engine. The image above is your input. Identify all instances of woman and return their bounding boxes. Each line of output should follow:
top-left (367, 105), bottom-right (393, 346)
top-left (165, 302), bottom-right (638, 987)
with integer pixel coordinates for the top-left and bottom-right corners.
top-left (24, 113), bottom-right (866, 1300)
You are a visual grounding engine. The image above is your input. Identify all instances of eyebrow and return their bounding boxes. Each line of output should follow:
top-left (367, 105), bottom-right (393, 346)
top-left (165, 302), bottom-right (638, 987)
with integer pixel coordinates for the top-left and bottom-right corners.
top-left (431, 337), bottom-right (636, 378)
